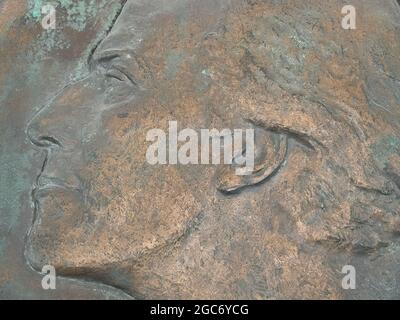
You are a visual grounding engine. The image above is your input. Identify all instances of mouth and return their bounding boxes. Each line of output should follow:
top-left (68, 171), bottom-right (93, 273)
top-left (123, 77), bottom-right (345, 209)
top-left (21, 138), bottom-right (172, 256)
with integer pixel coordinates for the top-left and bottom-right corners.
top-left (32, 183), bottom-right (71, 199)
top-left (32, 152), bottom-right (82, 201)
top-left (33, 176), bottom-right (82, 200)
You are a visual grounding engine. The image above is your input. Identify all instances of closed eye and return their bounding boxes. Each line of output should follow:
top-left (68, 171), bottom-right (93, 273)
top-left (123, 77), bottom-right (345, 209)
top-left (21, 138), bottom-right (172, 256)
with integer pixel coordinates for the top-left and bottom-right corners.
top-left (106, 68), bottom-right (125, 82)
top-left (105, 65), bottom-right (138, 86)
top-left (105, 66), bottom-right (135, 84)
top-left (90, 49), bottom-right (138, 87)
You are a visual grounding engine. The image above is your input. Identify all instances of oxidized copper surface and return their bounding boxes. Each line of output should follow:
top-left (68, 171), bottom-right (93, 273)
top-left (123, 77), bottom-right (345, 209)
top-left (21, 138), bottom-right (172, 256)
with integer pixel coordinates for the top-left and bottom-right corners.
top-left (0, 0), bottom-right (400, 299)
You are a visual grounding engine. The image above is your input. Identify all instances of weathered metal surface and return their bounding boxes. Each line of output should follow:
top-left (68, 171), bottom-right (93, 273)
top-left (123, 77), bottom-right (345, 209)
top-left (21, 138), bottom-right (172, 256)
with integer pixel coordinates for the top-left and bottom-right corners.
top-left (0, 0), bottom-right (399, 299)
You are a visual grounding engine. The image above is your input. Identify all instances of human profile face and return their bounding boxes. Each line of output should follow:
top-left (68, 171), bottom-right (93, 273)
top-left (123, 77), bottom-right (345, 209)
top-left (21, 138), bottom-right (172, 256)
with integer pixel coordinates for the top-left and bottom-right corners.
top-left (26, 0), bottom-right (259, 274)
top-left (25, 0), bottom-right (218, 272)
top-left (25, 0), bottom-right (400, 298)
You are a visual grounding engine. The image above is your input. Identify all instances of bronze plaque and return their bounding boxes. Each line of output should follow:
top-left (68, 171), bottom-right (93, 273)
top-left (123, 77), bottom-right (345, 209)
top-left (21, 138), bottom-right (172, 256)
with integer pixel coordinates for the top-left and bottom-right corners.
top-left (0, 0), bottom-right (399, 299)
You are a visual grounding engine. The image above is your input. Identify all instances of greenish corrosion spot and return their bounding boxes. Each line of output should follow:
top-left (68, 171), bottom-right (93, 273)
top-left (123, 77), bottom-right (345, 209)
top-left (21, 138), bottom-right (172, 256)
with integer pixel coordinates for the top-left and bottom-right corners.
top-left (165, 50), bottom-right (185, 79)
top-left (372, 135), bottom-right (400, 169)
top-left (27, 0), bottom-right (110, 31)
top-left (30, 0), bottom-right (43, 19)
top-left (25, 0), bottom-right (123, 64)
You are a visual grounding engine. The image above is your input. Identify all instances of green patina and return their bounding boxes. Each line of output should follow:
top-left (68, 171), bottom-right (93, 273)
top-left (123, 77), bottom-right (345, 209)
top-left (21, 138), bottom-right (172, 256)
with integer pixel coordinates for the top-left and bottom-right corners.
top-left (28, 0), bottom-right (99, 30)
top-left (0, 0), bottom-right (130, 299)
top-left (30, 0), bottom-right (43, 19)
top-left (372, 135), bottom-right (400, 169)
top-left (27, 0), bottom-right (114, 32)
top-left (165, 50), bottom-right (185, 79)
top-left (26, 0), bottom-right (122, 78)
top-left (0, 139), bottom-right (32, 227)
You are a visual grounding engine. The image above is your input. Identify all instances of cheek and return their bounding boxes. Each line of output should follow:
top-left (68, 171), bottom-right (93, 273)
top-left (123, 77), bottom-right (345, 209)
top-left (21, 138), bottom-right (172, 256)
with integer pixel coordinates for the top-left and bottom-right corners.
top-left (78, 120), bottom-right (203, 261)
top-left (84, 153), bottom-right (203, 260)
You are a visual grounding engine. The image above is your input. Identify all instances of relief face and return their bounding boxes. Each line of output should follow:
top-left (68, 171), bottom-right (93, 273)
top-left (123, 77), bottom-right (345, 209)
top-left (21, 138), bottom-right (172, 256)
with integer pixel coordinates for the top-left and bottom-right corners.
top-left (24, 0), bottom-right (400, 299)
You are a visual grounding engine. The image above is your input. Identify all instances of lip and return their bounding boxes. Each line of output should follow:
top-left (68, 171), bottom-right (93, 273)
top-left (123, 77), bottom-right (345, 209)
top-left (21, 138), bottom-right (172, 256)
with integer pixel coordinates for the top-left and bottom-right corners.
top-left (32, 176), bottom-right (81, 200)
top-left (32, 151), bottom-right (81, 200)
top-left (32, 184), bottom-right (72, 200)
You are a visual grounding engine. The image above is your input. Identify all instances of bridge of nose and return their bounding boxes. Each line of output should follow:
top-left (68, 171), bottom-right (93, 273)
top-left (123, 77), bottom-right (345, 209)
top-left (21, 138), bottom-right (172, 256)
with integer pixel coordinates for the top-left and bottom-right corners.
top-left (27, 77), bottom-right (103, 149)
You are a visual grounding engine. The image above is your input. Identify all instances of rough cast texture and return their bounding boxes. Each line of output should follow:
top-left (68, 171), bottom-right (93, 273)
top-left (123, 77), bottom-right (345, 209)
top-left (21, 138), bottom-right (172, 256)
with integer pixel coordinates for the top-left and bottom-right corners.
top-left (1, 0), bottom-right (400, 299)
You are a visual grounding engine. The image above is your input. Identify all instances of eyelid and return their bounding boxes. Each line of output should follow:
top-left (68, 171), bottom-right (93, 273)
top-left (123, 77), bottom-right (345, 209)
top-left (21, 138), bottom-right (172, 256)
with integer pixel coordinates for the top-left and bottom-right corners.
top-left (105, 68), bottom-right (126, 82)
top-left (89, 49), bottom-right (138, 84)
top-left (94, 58), bottom-right (138, 87)
top-left (107, 64), bottom-right (138, 86)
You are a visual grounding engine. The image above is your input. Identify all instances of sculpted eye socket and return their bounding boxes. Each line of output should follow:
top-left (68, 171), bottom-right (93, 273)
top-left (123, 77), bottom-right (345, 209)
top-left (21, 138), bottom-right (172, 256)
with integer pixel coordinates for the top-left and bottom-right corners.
top-left (104, 65), bottom-right (137, 86)
top-left (90, 49), bottom-right (138, 87)
top-left (91, 56), bottom-right (139, 105)
top-left (105, 67), bottom-right (126, 82)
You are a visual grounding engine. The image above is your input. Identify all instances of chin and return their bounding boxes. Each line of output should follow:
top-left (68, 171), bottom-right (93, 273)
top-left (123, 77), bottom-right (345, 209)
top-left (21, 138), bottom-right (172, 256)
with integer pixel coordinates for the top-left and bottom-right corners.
top-left (25, 235), bottom-right (55, 272)
top-left (25, 224), bottom-right (73, 273)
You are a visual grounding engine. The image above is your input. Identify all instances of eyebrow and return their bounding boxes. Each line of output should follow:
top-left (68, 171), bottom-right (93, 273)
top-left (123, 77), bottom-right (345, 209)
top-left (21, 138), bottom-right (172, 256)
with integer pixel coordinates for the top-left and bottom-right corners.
top-left (88, 49), bottom-right (133, 70)
top-left (89, 48), bottom-right (140, 87)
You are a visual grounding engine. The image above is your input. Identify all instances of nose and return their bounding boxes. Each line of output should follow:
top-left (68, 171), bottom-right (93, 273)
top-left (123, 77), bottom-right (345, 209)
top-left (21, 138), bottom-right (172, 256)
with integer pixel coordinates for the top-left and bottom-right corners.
top-left (27, 78), bottom-right (95, 150)
top-left (27, 107), bottom-right (63, 148)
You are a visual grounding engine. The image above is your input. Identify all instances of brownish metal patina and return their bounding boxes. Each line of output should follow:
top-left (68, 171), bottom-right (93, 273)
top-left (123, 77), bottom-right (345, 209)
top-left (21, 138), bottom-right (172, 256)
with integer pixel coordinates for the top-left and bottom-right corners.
top-left (1, 0), bottom-right (400, 299)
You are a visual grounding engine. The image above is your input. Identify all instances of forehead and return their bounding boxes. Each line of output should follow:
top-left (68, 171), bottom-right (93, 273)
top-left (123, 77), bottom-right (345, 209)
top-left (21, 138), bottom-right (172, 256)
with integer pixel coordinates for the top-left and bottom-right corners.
top-left (91, 0), bottom-right (400, 123)
top-left (93, 0), bottom-right (232, 56)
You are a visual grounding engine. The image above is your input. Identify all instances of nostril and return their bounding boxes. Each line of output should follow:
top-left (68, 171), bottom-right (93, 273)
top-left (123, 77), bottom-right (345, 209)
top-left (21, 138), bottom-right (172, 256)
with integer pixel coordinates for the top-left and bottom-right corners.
top-left (39, 136), bottom-right (61, 147)
top-left (27, 125), bottom-right (62, 148)
top-left (27, 118), bottom-right (62, 148)
top-left (35, 136), bottom-right (62, 148)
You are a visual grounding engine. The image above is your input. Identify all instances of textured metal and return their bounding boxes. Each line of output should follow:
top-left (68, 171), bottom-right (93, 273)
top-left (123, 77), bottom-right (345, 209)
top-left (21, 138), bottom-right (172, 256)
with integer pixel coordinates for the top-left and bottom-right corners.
top-left (0, 0), bottom-right (399, 299)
